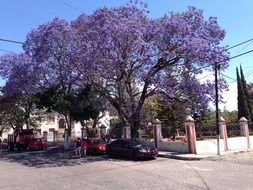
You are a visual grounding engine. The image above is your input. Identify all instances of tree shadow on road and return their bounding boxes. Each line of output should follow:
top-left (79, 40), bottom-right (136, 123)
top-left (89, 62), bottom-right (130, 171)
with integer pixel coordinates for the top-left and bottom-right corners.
top-left (0, 146), bottom-right (108, 168)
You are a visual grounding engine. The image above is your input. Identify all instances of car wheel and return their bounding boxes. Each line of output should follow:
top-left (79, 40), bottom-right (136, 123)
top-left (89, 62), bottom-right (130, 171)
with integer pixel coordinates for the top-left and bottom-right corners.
top-left (132, 151), bottom-right (139, 161)
top-left (107, 149), bottom-right (114, 158)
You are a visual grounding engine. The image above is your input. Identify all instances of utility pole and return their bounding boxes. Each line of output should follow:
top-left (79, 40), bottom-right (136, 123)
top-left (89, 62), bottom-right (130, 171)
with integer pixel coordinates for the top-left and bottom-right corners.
top-left (215, 63), bottom-right (220, 155)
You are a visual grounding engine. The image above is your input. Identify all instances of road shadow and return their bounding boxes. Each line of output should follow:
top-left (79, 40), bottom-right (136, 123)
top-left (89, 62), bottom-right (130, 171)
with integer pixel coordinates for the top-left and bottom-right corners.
top-left (0, 146), bottom-right (108, 168)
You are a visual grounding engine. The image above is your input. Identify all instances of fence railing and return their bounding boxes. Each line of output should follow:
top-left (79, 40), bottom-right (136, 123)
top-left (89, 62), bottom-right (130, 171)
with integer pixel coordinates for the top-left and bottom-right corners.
top-left (140, 122), bottom-right (253, 140)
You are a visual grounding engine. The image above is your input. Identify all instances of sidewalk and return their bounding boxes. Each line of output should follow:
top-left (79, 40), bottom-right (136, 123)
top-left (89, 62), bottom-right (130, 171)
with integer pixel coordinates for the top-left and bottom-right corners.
top-left (158, 149), bottom-right (250, 160)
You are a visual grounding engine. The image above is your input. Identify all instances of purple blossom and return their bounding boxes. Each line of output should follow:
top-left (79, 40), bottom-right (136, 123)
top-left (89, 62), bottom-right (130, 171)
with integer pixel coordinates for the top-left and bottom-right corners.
top-left (0, 5), bottom-right (230, 134)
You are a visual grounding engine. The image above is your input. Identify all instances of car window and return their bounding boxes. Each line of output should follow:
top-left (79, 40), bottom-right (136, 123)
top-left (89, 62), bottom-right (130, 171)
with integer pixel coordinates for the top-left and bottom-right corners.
top-left (93, 139), bottom-right (106, 144)
top-left (86, 139), bottom-right (93, 144)
top-left (111, 140), bottom-right (125, 147)
top-left (128, 139), bottom-right (145, 147)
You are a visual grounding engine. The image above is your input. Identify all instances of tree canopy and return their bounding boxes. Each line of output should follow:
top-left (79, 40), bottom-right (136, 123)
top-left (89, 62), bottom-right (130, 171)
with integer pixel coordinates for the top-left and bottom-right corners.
top-left (0, 5), bottom-right (229, 137)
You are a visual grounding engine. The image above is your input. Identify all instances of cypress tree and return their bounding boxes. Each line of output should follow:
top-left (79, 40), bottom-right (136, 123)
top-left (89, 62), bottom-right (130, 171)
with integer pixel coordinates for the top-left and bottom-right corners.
top-left (237, 67), bottom-right (251, 120)
top-left (240, 65), bottom-right (253, 121)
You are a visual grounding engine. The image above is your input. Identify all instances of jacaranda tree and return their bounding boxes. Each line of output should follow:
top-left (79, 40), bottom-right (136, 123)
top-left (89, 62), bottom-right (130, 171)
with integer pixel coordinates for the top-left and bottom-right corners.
top-left (0, 5), bottom-right (229, 138)
top-left (70, 6), bottom-right (229, 137)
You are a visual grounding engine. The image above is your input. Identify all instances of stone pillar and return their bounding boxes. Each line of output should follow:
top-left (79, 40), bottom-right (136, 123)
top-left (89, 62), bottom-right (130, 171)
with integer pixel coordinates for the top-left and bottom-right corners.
top-left (185, 116), bottom-right (197, 154)
top-left (239, 117), bottom-right (250, 149)
top-left (176, 128), bottom-right (180, 137)
top-left (219, 116), bottom-right (228, 151)
top-left (123, 122), bottom-right (131, 139)
top-left (43, 131), bottom-right (48, 142)
top-left (81, 127), bottom-right (87, 139)
top-left (53, 130), bottom-right (58, 145)
top-left (99, 125), bottom-right (107, 138)
top-left (153, 119), bottom-right (162, 148)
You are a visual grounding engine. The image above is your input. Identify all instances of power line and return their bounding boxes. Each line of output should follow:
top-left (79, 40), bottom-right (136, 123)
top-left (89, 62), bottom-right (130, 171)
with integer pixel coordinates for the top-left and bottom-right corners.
top-left (229, 49), bottom-right (253, 60)
top-left (0, 49), bottom-right (14, 53)
top-left (221, 73), bottom-right (236, 83)
top-left (197, 73), bottom-right (213, 81)
top-left (191, 48), bottom-right (253, 74)
top-left (226, 38), bottom-right (253, 50)
top-left (221, 73), bottom-right (235, 81)
top-left (58, 0), bottom-right (83, 14)
top-left (235, 40), bottom-right (253, 55)
top-left (0, 38), bottom-right (24, 45)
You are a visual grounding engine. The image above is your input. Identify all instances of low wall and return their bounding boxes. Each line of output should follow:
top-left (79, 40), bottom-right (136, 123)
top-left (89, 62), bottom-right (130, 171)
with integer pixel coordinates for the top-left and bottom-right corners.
top-left (196, 136), bottom-right (252, 154)
top-left (141, 138), bottom-right (188, 153)
top-left (158, 141), bottom-right (188, 153)
top-left (196, 139), bottom-right (225, 154)
top-left (137, 135), bottom-right (253, 154)
top-left (227, 136), bottom-right (248, 151)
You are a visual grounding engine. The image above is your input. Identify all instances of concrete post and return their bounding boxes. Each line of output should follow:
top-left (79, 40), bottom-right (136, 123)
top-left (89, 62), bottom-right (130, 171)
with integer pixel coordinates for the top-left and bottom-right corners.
top-left (81, 127), bottom-right (87, 140)
top-left (219, 116), bottom-right (228, 151)
top-left (43, 131), bottom-right (48, 142)
top-left (239, 117), bottom-right (250, 149)
top-left (153, 119), bottom-right (162, 148)
top-left (53, 130), bottom-right (58, 145)
top-left (123, 122), bottom-right (131, 139)
top-left (185, 116), bottom-right (197, 154)
top-left (99, 125), bottom-right (107, 138)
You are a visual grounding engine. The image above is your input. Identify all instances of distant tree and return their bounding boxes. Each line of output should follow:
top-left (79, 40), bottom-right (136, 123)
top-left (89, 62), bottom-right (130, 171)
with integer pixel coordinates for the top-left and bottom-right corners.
top-left (240, 65), bottom-right (253, 121)
top-left (237, 67), bottom-right (251, 121)
top-left (109, 118), bottom-right (122, 138)
top-left (0, 92), bottom-right (38, 131)
top-left (221, 110), bottom-right (238, 123)
top-left (35, 85), bottom-right (105, 136)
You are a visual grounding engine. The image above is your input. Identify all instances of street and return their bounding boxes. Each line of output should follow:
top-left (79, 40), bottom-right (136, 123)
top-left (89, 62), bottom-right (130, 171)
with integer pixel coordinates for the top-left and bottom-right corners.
top-left (1, 148), bottom-right (253, 190)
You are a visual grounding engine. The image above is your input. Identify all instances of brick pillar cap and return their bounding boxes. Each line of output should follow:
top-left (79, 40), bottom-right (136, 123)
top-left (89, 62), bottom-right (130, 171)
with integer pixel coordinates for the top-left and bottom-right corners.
top-left (186, 115), bottom-right (194, 122)
top-left (219, 116), bottom-right (225, 122)
top-left (239, 117), bottom-right (248, 122)
top-left (153, 118), bottom-right (161, 124)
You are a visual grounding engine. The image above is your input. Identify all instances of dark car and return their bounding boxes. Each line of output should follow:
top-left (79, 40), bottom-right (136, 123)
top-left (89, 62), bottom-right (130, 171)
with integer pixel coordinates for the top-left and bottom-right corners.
top-left (106, 139), bottom-right (158, 160)
top-left (85, 138), bottom-right (107, 155)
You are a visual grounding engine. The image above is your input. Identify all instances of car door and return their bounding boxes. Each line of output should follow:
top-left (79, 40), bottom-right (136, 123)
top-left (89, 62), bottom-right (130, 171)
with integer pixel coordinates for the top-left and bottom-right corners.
top-left (110, 140), bottom-right (125, 157)
top-left (120, 141), bottom-right (133, 158)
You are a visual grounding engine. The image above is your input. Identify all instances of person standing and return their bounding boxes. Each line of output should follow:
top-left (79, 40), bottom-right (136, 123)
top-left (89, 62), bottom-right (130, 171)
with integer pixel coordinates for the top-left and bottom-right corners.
top-left (75, 138), bottom-right (81, 157)
top-left (81, 139), bottom-right (87, 158)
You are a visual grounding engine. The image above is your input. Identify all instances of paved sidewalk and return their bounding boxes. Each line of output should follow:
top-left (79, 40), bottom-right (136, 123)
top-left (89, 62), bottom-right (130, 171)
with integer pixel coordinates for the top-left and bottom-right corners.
top-left (158, 150), bottom-right (251, 160)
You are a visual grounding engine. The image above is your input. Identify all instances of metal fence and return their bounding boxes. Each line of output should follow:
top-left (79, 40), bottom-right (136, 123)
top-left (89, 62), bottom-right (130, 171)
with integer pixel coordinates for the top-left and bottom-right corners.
top-left (141, 122), bottom-right (253, 140)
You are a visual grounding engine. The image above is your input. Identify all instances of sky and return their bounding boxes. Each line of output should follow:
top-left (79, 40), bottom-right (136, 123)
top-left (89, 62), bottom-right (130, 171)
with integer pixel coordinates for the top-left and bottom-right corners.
top-left (0, 0), bottom-right (253, 111)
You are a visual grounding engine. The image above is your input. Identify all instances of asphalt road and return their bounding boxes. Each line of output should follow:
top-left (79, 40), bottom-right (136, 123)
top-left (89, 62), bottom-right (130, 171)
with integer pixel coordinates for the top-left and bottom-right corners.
top-left (1, 148), bottom-right (253, 190)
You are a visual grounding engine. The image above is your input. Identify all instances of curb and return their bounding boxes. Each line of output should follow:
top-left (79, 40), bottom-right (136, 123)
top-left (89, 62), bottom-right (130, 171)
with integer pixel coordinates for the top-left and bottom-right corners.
top-left (158, 153), bottom-right (203, 161)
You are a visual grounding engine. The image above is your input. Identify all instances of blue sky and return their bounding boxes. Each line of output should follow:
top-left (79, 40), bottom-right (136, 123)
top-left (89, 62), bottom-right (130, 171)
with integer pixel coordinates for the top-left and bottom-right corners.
top-left (1, 0), bottom-right (253, 111)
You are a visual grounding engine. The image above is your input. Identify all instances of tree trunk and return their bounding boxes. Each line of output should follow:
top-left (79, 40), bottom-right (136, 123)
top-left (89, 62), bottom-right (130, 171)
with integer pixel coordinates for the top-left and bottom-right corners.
top-left (63, 114), bottom-right (72, 150)
top-left (130, 111), bottom-right (141, 138)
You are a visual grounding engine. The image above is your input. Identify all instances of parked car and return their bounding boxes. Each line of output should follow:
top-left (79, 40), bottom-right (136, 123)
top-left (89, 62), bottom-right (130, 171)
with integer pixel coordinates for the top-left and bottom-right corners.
top-left (1, 139), bottom-right (8, 149)
top-left (27, 138), bottom-right (47, 151)
top-left (85, 138), bottom-right (107, 155)
top-left (106, 138), bottom-right (158, 160)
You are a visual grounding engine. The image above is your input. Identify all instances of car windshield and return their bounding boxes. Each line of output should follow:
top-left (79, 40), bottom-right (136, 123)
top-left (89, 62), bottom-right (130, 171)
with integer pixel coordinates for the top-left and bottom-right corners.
top-left (86, 139), bottom-right (106, 144)
top-left (128, 139), bottom-right (145, 147)
top-left (93, 139), bottom-right (106, 144)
